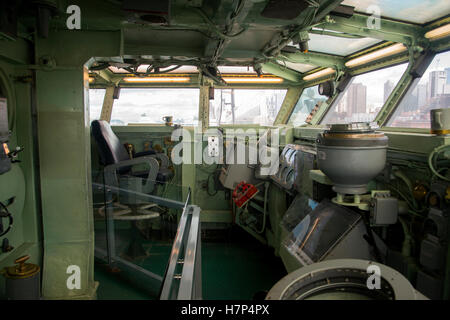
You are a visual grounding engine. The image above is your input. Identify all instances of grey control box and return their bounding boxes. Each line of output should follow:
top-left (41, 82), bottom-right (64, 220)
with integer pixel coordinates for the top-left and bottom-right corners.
top-left (370, 191), bottom-right (398, 226)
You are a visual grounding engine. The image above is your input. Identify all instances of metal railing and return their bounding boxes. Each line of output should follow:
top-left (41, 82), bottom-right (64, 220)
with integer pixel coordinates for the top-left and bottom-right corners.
top-left (160, 189), bottom-right (202, 300)
top-left (93, 183), bottom-right (202, 299)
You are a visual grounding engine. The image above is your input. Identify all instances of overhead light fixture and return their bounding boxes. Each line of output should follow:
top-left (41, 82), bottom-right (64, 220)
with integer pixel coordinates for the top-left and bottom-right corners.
top-left (122, 77), bottom-right (190, 83)
top-left (425, 23), bottom-right (450, 40)
top-left (88, 77), bottom-right (94, 83)
top-left (303, 68), bottom-right (335, 81)
top-left (345, 43), bottom-right (407, 68)
top-left (222, 77), bottom-right (284, 83)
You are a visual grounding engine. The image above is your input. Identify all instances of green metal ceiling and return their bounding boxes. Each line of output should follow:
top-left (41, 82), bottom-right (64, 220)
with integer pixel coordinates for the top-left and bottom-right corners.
top-left (8, 0), bottom-right (449, 84)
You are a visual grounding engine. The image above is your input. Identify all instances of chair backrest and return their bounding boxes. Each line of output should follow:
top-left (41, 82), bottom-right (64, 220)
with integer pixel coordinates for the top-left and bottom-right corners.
top-left (91, 120), bottom-right (130, 166)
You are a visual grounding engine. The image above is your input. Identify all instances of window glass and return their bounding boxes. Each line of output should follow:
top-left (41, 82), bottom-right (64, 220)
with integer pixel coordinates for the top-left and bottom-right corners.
top-left (288, 86), bottom-right (327, 126)
top-left (387, 51), bottom-right (450, 128)
top-left (321, 63), bottom-right (408, 124)
top-left (209, 89), bottom-right (287, 126)
top-left (110, 88), bottom-right (199, 126)
top-left (341, 0), bottom-right (448, 24)
top-left (89, 89), bottom-right (105, 123)
top-left (307, 33), bottom-right (381, 56)
top-left (276, 60), bottom-right (316, 73)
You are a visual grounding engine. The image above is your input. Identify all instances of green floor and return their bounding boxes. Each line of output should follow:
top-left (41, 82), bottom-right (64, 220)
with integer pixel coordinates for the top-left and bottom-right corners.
top-left (94, 226), bottom-right (287, 300)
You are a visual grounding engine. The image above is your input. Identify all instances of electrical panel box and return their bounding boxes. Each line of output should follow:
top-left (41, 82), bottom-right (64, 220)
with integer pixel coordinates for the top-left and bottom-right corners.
top-left (370, 191), bottom-right (398, 226)
top-left (0, 97), bottom-right (11, 175)
top-left (207, 136), bottom-right (219, 157)
top-left (219, 143), bottom-right (260, 190)
top-left (219, 164), bottom-right (258, 190)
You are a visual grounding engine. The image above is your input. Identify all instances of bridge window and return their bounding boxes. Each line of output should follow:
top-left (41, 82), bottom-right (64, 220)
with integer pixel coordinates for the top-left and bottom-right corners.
top-left (387, 50), bottom-right (450, 128)
top-left (89, 89), bottom-right (105, 123)
top-left (306, 32), bottom-right (381, 57)
top-left (209, 89), bottom-right (286, 126)
top-left (288, 85), bottom-right (326, 126)
top-left (110, 88), bottom-right (200, 126)
top-left (321, 63), bottom-right (408, 125)
top-left (341, 0), bottom-right (449, 24)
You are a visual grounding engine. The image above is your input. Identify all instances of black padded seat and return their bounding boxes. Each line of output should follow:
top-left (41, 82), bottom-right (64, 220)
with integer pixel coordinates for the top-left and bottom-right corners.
top-left (91, 120), bottom-right (173, 183)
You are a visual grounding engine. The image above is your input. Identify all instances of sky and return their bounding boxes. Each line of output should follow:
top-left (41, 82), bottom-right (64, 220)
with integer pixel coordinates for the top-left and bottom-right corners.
top-left (89, 88), bottom-right (286, 126)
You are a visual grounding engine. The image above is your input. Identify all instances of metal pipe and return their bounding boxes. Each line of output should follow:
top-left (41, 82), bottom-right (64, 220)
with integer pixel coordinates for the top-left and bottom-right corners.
top-left (309, 29), bottom-right (363, 38)
top-left (92, 182), bottom-right (186, 209)
top-left (428, 144), bottom-right (450, 182)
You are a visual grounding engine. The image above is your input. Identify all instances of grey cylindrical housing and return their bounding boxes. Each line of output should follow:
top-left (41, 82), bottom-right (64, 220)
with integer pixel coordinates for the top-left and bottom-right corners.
top-left (430, 108), bottom-right (450, 135)
top-left (5, 272), bottom-right (41, 300)
top-left (316, 124), bottom-right (388, 195)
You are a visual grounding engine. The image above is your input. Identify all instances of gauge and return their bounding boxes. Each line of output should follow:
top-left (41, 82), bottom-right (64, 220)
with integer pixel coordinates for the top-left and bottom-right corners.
top-left (284, 149), bottom-right (293, 163)
top-left (280, 167), bottom-right (287, 181)
top-left (287, 150), bottom-right (297, 166)
top-left (286, 170), bottom-right (295, 188)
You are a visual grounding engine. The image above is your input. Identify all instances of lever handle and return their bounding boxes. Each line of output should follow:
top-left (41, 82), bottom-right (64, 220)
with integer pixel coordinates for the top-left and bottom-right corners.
top-left (15, 255), bottom-right (30, 265)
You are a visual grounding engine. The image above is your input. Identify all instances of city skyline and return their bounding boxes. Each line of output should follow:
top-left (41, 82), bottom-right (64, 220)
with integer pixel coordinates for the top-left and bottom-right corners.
top-left (323, 63), bottom-right (408, 124)
top-left (389, 51), bottom-right (450, 128)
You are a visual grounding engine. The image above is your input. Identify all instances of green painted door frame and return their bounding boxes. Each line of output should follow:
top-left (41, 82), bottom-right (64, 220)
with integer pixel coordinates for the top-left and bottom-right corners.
top-left (34, 30), bottom-right (121, 299)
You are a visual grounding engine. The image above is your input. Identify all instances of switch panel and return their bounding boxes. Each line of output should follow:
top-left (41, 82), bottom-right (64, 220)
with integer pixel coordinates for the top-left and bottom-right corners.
top-left (208, 136), bottom-right (219, 157)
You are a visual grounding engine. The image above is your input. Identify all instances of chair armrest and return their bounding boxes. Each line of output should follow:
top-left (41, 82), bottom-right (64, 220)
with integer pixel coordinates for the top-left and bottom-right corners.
top-left (104, 156), bottom-right (160, 187)
top-left (153, 153), bottom-right (169, 169)
top-left (135, 152), bottom-right (170, 169)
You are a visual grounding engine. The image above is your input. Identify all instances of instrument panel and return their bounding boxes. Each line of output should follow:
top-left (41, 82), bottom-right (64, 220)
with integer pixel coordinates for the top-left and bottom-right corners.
top-left (271, 144), bottom-right (302, 192)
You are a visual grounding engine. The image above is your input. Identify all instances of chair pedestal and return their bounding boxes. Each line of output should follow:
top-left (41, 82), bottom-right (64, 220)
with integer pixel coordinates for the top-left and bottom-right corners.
top-left (98, 202), bottom-right (160, 260)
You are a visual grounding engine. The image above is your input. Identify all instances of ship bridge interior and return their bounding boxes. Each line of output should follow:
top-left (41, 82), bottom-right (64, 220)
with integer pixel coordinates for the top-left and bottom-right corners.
top-left (0, 0), bottom-right (449, 300)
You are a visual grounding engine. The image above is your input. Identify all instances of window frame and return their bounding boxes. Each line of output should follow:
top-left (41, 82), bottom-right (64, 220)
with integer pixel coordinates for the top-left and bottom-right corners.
top-left (318, 61), bottom-right (411, 125)
top-left (91, 84), bottom-right (292, 128)
top-left (383, 48), bottom-right (450, 129)
top-left (207, 87), bottom-right (289, 127)
top-left (286, 84), bottom-right (328, 127)
top-left (107, 87), bottom-right (202, 126)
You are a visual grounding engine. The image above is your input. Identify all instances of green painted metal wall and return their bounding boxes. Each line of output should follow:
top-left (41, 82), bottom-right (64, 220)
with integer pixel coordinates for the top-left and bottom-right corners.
top-left (0, 42), bottom-right (42, 297)
top-left (30, 30), bottom-right (121, 299)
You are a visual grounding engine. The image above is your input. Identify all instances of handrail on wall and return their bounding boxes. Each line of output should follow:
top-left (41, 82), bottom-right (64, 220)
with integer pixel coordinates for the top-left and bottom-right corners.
top-left (160, 188), bottom-right (202, 300)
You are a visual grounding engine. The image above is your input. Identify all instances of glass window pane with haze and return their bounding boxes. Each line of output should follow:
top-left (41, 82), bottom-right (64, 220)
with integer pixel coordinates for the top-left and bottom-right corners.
top-left (321, 63), bottom-right (408, 125)
top-left (89, 89), bottom-right (105, 123)
top-left (307, 33), bottom-right (381, 56)
top-left (288, 86), bottom-right (327, 126)
top-left (387, 51), bottom-right (450, 128)
top-left (209, 89), bottom-right (287, 126)
top-left (341, 0), bottom-right (449, 24)
top-left (110, 88), bottom-right (200, 126)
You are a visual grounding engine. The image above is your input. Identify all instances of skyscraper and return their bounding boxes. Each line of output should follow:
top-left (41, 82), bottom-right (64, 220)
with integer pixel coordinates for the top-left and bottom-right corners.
top-left (384, 80), bottom-right (394, 103)
top-left (428, 70), bottom-right (446, 99)
top-left (346, 83), bottom-right (367, 116)
top-left (445, 67), bottom-right (450, 84)
top-left (416, 84), bottom-right (427, 108)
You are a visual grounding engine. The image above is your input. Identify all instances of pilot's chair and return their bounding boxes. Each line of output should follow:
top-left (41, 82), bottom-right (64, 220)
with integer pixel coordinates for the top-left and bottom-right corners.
top-left (91, 120), bottom-right (173, 257)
